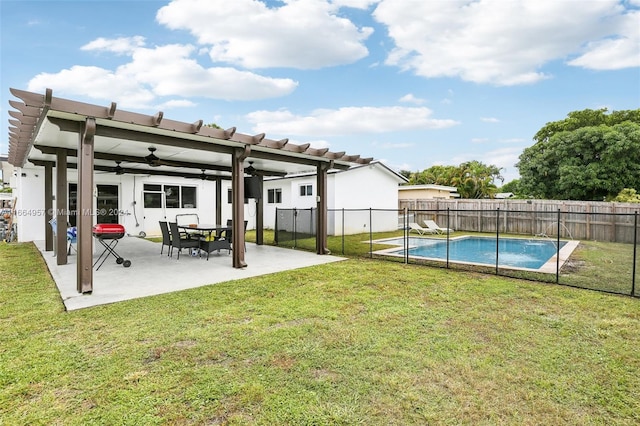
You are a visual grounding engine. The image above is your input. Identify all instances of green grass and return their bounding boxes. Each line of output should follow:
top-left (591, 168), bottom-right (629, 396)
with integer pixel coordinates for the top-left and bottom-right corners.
top-left (1, 242), bottom-right (640, 425)
top-left (560, 241), bottom-right (638, 295)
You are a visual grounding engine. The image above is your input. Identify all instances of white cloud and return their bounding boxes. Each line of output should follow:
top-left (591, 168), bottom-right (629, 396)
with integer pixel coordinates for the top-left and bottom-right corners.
top-left (245, 106), bottom-right (459, 136)
top-left (156, 99), bottom-right (197, 109)
top-left (81, 36), bottom-right (146, 55)
top-left (481, 117), bottom-right (500, 123)
top-left (399, 93), bottom-right (425, 105)
top-left (568, 10), bottom-right (640, 69)
top-left (156, 0), bottom-right (373, 69)
top-left (471, 138), bottom-right (489, 144)
top-left (28, 65), bottom-right (156, 109)
top-left (27, 41), bottom-right (298, 108)
top-left (332, 0), bottom-right (380, 8)
top-left (373, 0), bottom-right (638, 86)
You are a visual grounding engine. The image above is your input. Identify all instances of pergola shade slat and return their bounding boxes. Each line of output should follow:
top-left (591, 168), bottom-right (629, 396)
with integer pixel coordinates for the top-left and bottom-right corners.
top-left (7, 88), bottom-right (373, 172)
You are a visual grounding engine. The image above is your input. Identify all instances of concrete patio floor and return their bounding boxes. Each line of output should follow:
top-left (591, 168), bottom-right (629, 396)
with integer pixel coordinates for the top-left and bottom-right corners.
top-left (35, 237), bottom-right (346, 311)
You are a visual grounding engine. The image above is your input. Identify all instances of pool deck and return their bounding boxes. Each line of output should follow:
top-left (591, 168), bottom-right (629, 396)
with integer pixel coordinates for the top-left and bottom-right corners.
top-left (371, 235), bottom-right (580, 274)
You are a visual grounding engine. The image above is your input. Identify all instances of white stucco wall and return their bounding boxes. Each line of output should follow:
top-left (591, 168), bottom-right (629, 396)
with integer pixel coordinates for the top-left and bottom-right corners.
top-left (262, 163), bottom-right (403, 235)
top-left (14, 162), bottom-right (404, 241)
top-left (218, 180), bottom-right (260, 231)
top-left (13, 165), bottom-right (45, 242)
top-left (13, 165), bottom-right (222, 241)
top-left (330, 164), bottom-right (400, 234)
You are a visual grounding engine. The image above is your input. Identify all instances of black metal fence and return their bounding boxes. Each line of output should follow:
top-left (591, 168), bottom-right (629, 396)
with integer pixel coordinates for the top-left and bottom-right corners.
top-left (274, 207), bottom-right (639, 298)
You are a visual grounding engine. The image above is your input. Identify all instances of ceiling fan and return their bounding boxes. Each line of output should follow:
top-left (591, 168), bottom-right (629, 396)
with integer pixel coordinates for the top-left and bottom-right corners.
top-left (184, 169), bottom-right (218, 181)
top-left (113, 161), bottom-right (124, 175)
top-left (144, 147), bottom-right (161, 167)
top-left (245, 161), bottom-right (258, 176)
top-left (94, 160), bottom-right (126, 175)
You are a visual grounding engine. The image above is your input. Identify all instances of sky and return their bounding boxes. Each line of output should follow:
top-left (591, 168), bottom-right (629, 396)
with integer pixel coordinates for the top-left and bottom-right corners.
top-left (1, 0), bottom-right (639, 184)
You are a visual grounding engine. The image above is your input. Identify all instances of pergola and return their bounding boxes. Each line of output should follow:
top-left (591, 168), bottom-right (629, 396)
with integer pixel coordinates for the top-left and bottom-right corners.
top-left (7, 88), bottom-right (371, 293)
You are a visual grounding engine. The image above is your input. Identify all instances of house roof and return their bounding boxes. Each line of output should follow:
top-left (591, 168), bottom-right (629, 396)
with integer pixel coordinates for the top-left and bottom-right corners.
top-left (7, 88), bottom-right (373, 178)
top-left (398, 184), bottom-right (457, 192)
top-left (495, 192), bottom-right (515, 199)
top-left (263, 160), bottom-right (408, 183)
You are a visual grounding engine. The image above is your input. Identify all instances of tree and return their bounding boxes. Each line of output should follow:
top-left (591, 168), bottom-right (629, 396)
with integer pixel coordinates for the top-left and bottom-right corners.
top-left (399, 170), bottom-right (413, 180)
top-left (499, 178), bottom-right (523, 197)
top-left (405, 161), bottom-right (503, 198)
top-left (611, 188), bottom-right (640, 203)
top-left (454, 161), bottom-right (503, 199)
top-left (517, 109), bottom-right (640, 200)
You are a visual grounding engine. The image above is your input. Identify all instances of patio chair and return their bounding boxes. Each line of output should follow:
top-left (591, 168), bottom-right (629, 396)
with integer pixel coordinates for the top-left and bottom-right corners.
top-left (158, 221), bottom-right (171, 256)
top-left (66, 226), bottom-right (77, 254)
top-left (409, 222), bottom-right (435, 235)
top-left (175, 213), bottom-right (199, 227)
top-left (219, 219), bottom-right (248, 252)
top-left (423, 219), bottom-right (454, 234)
top-left (175, 213), bottom-right (203, 239)
top-left (168, 222), bottom-right (200, 260)
top-left (49, 218), bottom-right (77, 255)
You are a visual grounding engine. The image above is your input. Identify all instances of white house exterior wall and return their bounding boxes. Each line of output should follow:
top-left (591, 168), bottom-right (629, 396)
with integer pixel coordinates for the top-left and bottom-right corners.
top-left (220, 180), bottom-right (258, 230)
top-left (262, 163), bottom-right (403, 235)
top-left (13, 162), bottom-right (403, 242)
top-left (331, 165), bottom-right (399, 235)
top-left (13, 165), bottom-right (221, 242)
top-left (13, 165), bottom-right (45, 242)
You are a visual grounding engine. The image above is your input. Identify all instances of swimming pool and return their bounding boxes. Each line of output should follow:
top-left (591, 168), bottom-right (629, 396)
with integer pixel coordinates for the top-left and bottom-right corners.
top-left (374, 236), bottom-right (577, 272)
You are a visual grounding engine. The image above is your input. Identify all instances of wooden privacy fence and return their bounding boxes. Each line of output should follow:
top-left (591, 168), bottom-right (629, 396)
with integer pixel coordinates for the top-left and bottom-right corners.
top-left (400, 199), bottom-right (640, 243)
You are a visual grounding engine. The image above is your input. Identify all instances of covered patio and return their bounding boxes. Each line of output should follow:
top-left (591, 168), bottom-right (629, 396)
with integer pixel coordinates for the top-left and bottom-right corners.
top-left (35, 236), bottom-right (346, 311)
top-left (7, 88), bottom-right (371, 296)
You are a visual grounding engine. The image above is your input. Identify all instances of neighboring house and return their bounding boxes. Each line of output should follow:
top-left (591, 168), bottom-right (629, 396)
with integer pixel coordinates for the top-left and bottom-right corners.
top-left (262, 161), bottom-right (408, 235)
top-left (494, 192), bottom-right (515, 199)
top-left (0, 155), bottom-right (15, 191)
top-left (398, 184), bottom-right (458, 201)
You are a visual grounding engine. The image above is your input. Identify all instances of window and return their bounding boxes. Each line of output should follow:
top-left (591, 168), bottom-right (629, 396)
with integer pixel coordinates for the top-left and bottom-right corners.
top-left (164, 185), bottom-right (180, 208)
top-left (300, 184), bottom-right (313, 196)
top-left (143, 192), bottom-right (162, 208)
top-left (142, 184), bottom-right (197, 208)
top-left (267, 188), bottom-right (282, 204)
top-left (181, 186), bottom-right (197, 208)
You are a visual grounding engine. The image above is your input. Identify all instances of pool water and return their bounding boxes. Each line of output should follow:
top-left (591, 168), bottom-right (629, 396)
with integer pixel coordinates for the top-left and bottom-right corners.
top-left (380, 237), bottom-right (566, 269)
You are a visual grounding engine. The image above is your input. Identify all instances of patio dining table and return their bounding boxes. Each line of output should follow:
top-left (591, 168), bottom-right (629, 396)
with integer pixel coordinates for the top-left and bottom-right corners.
top-left (177, 224), bottom-right (232, 260)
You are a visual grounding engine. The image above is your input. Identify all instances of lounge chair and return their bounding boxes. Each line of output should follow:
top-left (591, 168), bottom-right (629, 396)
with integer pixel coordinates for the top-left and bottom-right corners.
top-left (409, 222), bottom-right (436, 235)
top-left (423, 219), bottom-right (454, 234)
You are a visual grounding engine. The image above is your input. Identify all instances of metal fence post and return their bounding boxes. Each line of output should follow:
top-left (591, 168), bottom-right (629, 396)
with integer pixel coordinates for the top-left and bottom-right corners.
top-left (495, 207), bottom-right (500, 275)
top-left (369, 208), bottom-right (373, 258)
top-left (632, 211), bottom-right (637, 297)
top-left (405, 208), bottom-right (409, 264)
top-left (446, 208), bottom-right (451, 268)
top-left (275, 207), bottom-right (279, 245)
top-left (341, 208), bottom-right (345, 255)
top-left (556, 209), bottom-right (561, 284)
top-left (293, 208), bottom-right (297, 249)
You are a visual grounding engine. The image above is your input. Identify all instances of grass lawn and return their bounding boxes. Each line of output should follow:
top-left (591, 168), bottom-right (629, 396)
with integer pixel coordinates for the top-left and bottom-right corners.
top-left (4, 242), bottom-right (638, 424)
top-left (253, 229), bottom-right (639, 296)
